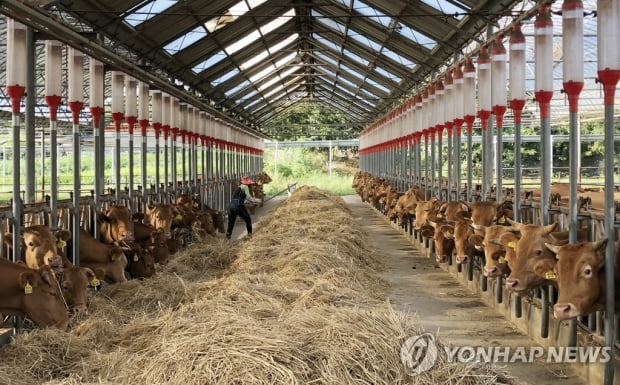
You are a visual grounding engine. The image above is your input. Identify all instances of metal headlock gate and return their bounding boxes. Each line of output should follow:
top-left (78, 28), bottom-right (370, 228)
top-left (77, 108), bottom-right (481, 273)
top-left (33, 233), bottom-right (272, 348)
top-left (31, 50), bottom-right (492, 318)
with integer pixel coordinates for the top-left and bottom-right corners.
top-left (0, 12), bottom-right (266, 342)
top-left (358, 2), bottom-right (618, 385)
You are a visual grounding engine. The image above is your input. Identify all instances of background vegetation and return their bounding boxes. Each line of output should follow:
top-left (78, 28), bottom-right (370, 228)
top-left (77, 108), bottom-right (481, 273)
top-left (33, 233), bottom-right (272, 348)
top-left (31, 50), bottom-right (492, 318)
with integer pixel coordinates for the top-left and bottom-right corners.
top-left (262, 147), bottom-right (358, 196)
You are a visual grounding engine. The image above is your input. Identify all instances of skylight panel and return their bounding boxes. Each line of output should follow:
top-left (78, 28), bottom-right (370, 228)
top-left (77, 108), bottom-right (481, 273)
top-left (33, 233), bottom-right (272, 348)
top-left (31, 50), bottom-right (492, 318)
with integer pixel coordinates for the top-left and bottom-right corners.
top-left (237, 88), bottom-right (259, 104)
top-left (342, 48), bottom-right (369, 66)
top-left (313, 34), bottom-right (343, 54)
top-left (262, 85), bottom-right (285, 99)
top-left (340, 64), bottom-right (364, 81)
top-left (192, 50), bottom-right (227, 73)
top-left (225, 79), bottom-right (252, 97)
top-left (381, 46), bottom-right (415, 68)
top-left (125, 0), bottom-right (178, 27)
top-left (240, 33), bottom-right (298, 70)
top-left (398, 23), bottom-right (437, 49)
top-left (335, 74), bottom-right (359, 90)
top-left (364, 77), bottom-right (390, 93)
top-left (163, 26), bottom-right (207, 54)
top-left (353, 0), bottom-right (392, 28)
top-left (225, 8), bottom-right (294, 55)
top-left (420, 0), bottom-right (466, 20)
top-left (249, 52), bottom-right (297, 83)
top-left (205, 0), bottom-right (268, 33)
top-left (373, 64), bottom-right (401, 83)
top-left (313, 9), bottom-right (346, 34)
top-left (315, 52), bottom-right (338, 67)
top-left (258, 65), bottom-right (300, 91)
top-left (347, 29), bottom-right (381, 52)
top-left (212, 67), bottom-right (240, 86)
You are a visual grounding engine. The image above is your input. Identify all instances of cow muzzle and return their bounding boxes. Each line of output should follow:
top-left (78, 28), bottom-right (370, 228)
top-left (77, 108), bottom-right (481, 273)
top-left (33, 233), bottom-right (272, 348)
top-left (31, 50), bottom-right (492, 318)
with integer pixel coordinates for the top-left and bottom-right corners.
top-left (121, 231), bottom-right (135, 242)
top-left (483, 266), bottom-right (499, 277)
top-left (553, 303), bottom-right (577, 320)
top-left (455, 255), bottom-right (468, 264)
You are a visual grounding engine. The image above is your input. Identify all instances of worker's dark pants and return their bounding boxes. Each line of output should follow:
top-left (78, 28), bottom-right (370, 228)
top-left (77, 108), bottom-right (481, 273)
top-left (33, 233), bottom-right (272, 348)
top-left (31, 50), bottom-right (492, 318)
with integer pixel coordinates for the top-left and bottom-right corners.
top-left (226, 204), bottom-right (252, 238)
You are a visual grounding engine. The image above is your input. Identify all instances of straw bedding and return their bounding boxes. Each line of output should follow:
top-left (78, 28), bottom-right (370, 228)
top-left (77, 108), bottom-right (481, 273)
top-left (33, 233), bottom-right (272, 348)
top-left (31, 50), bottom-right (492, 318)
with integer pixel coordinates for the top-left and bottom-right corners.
top-left (0, 186), bottom-right (514, 385)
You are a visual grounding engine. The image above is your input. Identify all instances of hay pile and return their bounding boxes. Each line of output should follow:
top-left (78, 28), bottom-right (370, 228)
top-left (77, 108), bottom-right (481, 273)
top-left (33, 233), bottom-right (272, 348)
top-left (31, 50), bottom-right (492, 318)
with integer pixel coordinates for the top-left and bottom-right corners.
top-left (0, 186), bottom-right (514, 385)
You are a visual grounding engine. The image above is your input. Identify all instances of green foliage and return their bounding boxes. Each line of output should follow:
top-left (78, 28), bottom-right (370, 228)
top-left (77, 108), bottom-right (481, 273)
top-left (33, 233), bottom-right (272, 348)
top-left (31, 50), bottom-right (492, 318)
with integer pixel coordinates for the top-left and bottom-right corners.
top-left (262, 147), bottom-right (357, 196)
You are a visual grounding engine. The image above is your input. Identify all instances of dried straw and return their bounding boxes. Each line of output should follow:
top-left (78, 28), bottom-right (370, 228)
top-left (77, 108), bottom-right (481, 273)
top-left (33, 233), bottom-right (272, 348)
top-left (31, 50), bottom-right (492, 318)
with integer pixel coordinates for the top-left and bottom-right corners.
top-left (0, 186), bottom-right (515, 385)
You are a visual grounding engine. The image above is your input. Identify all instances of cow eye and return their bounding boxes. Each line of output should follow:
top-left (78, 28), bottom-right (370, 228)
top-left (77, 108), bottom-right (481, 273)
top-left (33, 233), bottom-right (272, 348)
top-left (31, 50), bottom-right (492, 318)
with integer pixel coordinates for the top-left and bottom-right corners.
top-left (583, 265), bottom-right (593, 278)
top-left (535, 249), bottom-right (543, 256)
top-left (28, 241), bottom-right (35, 247)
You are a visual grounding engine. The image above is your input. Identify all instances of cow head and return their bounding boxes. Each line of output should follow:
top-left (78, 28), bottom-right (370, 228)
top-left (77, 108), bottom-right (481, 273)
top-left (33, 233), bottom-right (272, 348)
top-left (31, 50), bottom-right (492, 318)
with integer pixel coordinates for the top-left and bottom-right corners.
top-left (453, 220), bottom-right (480, 264)
top-left (147, 204), bottom-right (178, 238)
top-left (146, 228), bottom-right (169, 264)
top-left (421, 221), bottom-right (455, 263)
top-left (84, 246), bottom-right (128, 284)
top-left (477, 225), bottom-right (516, 278)
top-left (7, 226), bottom-right (65, 273)
top-left (58, 266), bottom-right (100, 316)
top-left (0, 262), bottom-right (70, 330)
top-left (99, 205), bottom-right (134, 243)
top-left (413, 198), bottom-right (440, 230)
top-left (541, 239), bottom-right (612, 320)
top-left (126, 244), bottom-right (156, 279)
top-left (505, 222), bottom-right (558, 294)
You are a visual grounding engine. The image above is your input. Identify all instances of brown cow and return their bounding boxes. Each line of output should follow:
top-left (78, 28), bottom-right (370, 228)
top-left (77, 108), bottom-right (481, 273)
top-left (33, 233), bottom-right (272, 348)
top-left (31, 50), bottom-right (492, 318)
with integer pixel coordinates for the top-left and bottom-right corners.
top-left (99, 205), bottom-right (135, 244)
top-left (0, 258), bottom-right (69, 329)
top-left (413, 198), bottom-right (441, 230)
top-left (133, 222), bottom-right (169, 264)
top-left (538, 239), bottom-right (620, 320)
top-left (470, 225), bottom-right (516, 278)
top-left (124, 243), bottom-right (156, 279)
top-left (452, 220), bottom-right (485, 264)
top-left (421, 221), bottom-right (455, 263)
top-left (5, 225), bottom-right (65, 273)
top-left (57, 258), bottom-right (100, 316)
top-left (505, 221), bottom-right (588, 294)
top-left (78, 228), bottom-right (128, 284)
top-left (146, 204), bottom-right (178, 238)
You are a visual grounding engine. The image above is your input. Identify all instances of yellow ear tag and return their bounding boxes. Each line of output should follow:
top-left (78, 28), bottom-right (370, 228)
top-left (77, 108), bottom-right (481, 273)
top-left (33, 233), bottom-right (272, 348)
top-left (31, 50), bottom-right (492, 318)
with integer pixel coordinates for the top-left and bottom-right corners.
top-left (498, 216), bottom-right (505, 224)
top-left (443, 231), bottom-right (452, 238)
top-left (57, 239), bottom-right (67, 249)
top-left (545, 271), bottom-right (556, 279)
top-left (24, 282), bottom-right (33, 295)
top-left (133, 255), bottom-right (139, 262)
top-left (90, 277), bottom-right (100, 287)
top-left (507, 241), bottom-right (516, 249)
top-left (555, 254), bottom-right (560, 260)
top-left (436, 213), bottom-right (443, 219)
top-left (498, 256), bottom-right (506, 264)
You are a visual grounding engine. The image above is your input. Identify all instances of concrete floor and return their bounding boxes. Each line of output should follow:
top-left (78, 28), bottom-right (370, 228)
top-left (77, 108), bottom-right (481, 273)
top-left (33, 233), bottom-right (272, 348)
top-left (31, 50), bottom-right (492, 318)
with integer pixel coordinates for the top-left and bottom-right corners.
top-left (241, 192), bottom-right (586, 385)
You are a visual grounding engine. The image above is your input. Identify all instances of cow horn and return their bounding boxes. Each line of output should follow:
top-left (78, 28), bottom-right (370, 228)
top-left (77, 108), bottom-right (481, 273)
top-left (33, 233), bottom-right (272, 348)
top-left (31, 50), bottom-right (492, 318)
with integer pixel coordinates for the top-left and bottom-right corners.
top-left (470, 223), bottom-right (486, 231)
top-left (593, 238), bottom-right (608, 252)
top-left (544, 242), bottom-right (562, 256)
top-left (543, 222), bottom-right (558, 234)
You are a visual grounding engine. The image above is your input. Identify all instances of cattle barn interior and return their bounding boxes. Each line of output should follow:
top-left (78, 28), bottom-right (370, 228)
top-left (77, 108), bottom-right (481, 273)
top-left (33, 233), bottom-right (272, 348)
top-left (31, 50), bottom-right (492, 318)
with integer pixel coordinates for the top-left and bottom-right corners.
top-left (0, 0), bottom-right (619, 384)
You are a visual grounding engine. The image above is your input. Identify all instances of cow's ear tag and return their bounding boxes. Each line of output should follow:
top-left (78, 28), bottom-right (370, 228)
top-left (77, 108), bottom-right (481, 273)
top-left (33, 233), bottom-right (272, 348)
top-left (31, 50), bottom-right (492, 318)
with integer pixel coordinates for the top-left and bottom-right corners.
top-left (436, 213), bottom-right (443, 219)
top-left (555, 254), bottom-right (560, 260)
top-left (443, 231), bottom-right (452, 238)
top-left (193, 203), bottom-right (199, 208)
top-left (498, 256), bottom-right (506, 264)
top-left (175, 214), bottom-right (183, 221)
top-left (24, 282), bottom-right (33, 295)
top-left (90, 277), bottom-right (100, 287)
top-left (57, 239), bottom-right (67, 249)
top-left (133, 255), bottom-right (139, 262)
top-left (498, 216), bottom-right (505, 224)
top-left (545, 271), bottom-right (556, 279)
top-left (507, 241), bottom-right (516, 249)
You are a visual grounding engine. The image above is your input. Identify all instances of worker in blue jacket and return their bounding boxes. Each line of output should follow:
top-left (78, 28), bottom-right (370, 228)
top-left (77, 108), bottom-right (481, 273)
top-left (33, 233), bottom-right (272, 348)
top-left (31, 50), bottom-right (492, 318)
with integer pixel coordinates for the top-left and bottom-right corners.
top-left (226, 176), bottom-right (262, 239)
